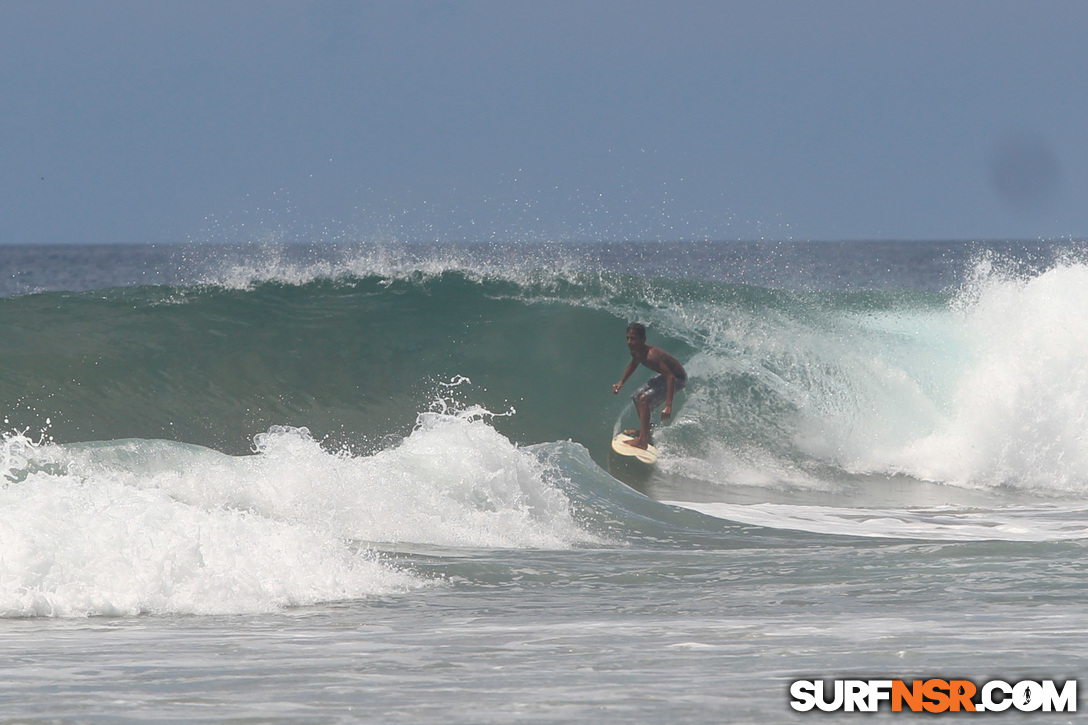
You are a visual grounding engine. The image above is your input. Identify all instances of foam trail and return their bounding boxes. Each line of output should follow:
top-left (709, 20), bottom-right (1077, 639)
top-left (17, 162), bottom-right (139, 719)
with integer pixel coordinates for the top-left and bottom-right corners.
top-left (667, 500), bottom-right (1088, 541)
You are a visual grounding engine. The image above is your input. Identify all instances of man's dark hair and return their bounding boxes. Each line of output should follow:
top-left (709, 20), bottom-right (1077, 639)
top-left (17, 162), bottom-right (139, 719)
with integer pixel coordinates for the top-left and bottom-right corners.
top-left (626, 322), bottom-right (647, 340)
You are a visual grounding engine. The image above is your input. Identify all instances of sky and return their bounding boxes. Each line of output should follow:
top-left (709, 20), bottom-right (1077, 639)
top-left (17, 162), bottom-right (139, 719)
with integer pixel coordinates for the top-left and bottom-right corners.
top-left (1, 0), bottom-right (1086, 245)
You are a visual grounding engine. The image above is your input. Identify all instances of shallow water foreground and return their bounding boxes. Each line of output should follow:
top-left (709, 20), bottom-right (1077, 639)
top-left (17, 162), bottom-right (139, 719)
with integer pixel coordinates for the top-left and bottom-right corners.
top-left (2, 539), bottom-right (1084, 723)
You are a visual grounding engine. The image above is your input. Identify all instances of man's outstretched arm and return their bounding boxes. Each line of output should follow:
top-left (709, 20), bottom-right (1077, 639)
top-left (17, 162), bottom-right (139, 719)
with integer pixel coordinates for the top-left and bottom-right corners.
top-left (613, 359), bottom-right (639, 393)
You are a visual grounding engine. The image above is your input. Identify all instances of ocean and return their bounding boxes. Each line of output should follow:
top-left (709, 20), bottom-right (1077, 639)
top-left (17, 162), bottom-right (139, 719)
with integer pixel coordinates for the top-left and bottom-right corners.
top-left (1, 240), bottom-right (1085, 722)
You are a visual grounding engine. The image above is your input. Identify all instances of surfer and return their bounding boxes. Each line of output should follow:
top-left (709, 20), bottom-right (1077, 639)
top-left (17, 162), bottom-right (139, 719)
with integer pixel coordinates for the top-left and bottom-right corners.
top-left (612, 322), bottom-right (687, 450)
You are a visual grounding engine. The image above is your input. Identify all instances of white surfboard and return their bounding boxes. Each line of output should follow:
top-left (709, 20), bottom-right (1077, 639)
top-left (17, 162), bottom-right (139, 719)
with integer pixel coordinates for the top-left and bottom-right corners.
top-left (611, 433), bottom-right (659, 465)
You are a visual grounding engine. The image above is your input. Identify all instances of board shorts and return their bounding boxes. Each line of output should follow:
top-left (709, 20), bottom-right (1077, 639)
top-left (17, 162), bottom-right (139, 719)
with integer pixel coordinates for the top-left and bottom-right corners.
top-left (632, 375), bottom-right (686, 407)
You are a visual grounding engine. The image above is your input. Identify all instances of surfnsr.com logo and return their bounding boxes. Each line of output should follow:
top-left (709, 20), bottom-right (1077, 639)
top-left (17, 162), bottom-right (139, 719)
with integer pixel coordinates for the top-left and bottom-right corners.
top-left (789, 679), bottom-right (1077, 713)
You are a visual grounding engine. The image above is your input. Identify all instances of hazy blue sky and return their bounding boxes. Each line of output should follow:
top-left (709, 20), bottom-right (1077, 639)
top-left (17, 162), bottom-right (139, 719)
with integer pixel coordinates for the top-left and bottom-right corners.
top-left (2, 1), bottom-right (1086, 244)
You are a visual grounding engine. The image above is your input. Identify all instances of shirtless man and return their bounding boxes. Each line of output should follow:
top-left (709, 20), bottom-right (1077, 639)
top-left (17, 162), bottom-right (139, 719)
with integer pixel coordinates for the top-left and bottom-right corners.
top-left (612, 322), bottom-right (687, 450)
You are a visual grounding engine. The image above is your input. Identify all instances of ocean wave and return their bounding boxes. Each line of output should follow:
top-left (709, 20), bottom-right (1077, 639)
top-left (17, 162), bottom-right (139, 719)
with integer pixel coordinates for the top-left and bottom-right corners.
top-left (5, 251), bottom-right (1088, 509)
top-left (0, 400), bottom-right (599, 617)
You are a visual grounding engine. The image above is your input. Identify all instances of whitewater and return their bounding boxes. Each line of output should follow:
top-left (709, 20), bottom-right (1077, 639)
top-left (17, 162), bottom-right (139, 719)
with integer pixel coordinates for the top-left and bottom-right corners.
top-left (1, 240), bottom-right (1085, 722)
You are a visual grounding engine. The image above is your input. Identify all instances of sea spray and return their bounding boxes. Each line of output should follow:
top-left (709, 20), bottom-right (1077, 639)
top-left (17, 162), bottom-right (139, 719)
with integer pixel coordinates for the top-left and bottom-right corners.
top-left (876, 260), bottom-right (1088, 492)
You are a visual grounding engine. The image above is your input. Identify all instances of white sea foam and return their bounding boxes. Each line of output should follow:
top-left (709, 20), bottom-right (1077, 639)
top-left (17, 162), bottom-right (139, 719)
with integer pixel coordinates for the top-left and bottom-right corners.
top-left (856, 261), bottom-right (1088, 494)
top-left (238, 408), bottom-right (589, 549)
top-left (0, 405), bottom-right (589, 617)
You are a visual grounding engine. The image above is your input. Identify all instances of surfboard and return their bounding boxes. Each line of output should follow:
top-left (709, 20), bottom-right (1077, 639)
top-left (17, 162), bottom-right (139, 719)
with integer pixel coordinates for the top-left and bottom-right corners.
top-left (611, 433), bottom-right (659, 465)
